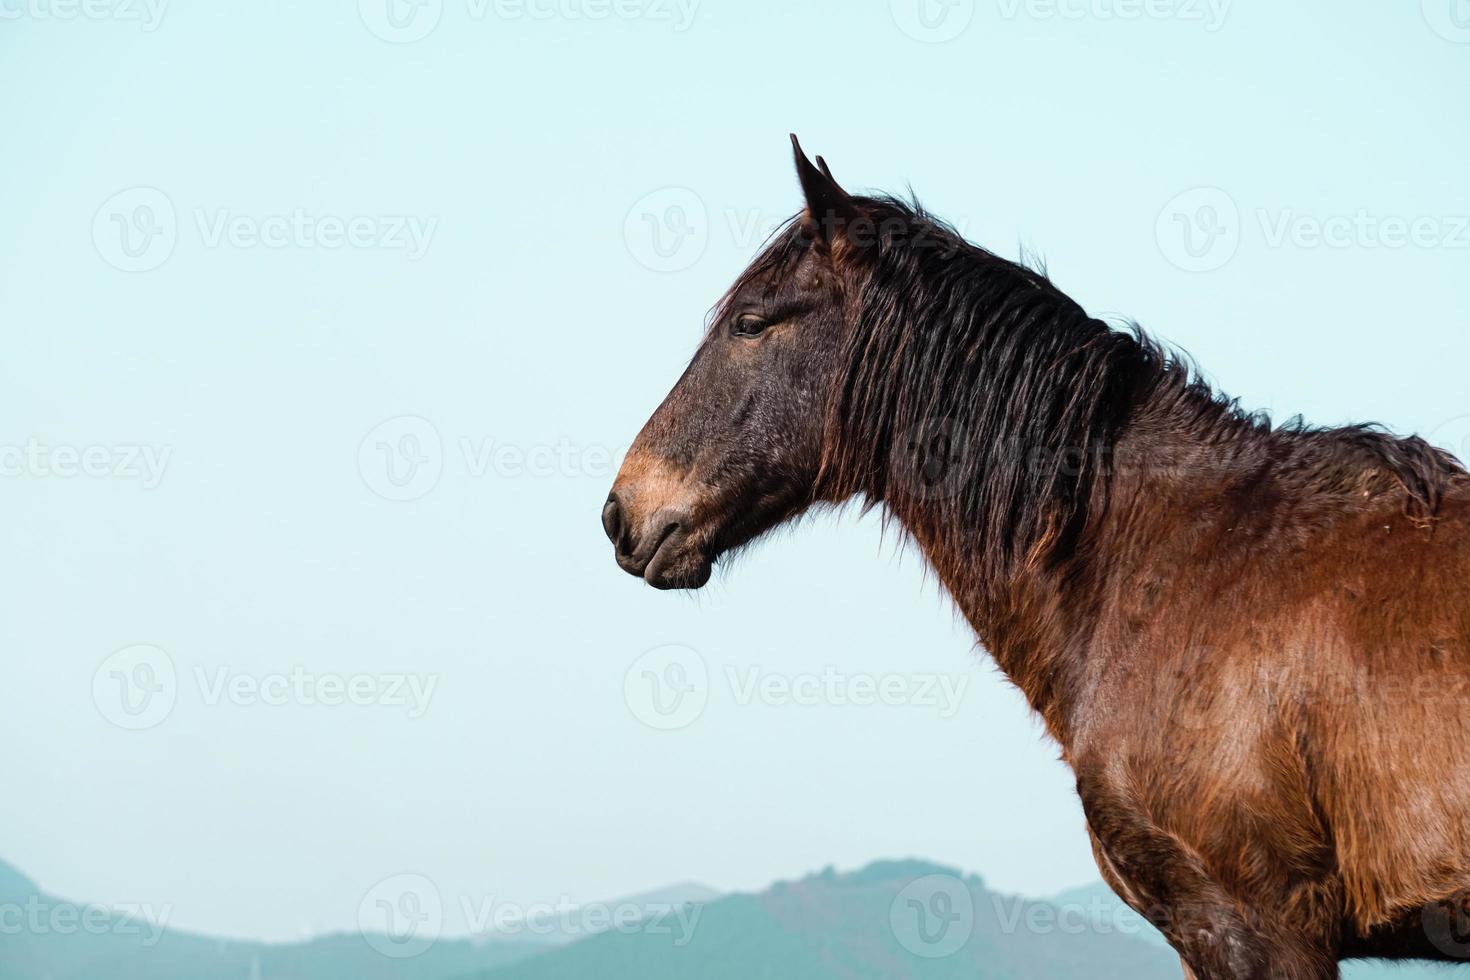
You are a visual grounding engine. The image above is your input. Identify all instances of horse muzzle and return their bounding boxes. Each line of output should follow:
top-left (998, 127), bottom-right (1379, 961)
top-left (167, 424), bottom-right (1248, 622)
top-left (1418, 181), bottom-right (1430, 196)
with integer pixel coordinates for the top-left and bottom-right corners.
top-left (602, 481), bottom-right (714, 591)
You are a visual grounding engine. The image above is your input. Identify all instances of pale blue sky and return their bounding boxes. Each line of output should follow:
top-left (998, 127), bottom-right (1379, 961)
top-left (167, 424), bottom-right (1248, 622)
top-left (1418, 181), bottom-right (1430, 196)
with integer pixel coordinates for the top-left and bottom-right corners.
top-left (1, 0), bottom-right (1467, 943)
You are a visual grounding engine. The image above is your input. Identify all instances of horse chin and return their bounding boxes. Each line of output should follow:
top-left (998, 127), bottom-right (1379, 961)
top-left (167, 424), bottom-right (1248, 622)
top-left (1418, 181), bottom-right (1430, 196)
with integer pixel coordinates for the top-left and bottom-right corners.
top-left (643, 536), bottom-right (715, 591)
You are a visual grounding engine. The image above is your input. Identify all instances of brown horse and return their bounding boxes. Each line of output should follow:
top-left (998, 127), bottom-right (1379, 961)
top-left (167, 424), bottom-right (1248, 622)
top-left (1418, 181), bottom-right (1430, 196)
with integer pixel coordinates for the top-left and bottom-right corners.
top-left (602, 136), bottom-right (1470, 979)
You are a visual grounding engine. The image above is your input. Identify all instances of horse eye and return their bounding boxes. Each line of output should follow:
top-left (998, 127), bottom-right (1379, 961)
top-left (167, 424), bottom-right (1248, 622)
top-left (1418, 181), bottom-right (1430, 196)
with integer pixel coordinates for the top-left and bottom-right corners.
top-left (731, 315), bottom-right (769, 339)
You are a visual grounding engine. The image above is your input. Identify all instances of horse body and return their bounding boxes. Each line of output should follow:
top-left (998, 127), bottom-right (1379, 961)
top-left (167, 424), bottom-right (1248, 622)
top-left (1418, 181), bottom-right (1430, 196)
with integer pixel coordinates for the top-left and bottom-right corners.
top-left (888, 374), bottom-right (1470, 974)
top-left (603, 137), bottom-right (1470, 978)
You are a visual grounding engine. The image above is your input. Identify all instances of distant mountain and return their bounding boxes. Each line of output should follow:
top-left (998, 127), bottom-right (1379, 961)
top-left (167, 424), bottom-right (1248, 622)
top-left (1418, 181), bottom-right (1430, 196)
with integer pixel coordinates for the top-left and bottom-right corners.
top-left (0, 859), bottom-right (40, 904)
top-left (0, 859), bottom-right (552, 980)
top-left (7, 856), bottom-right (1447, 980)
top-left (1048, 881), bottom-right (1452, 980)
top-left (471, 859), bottom-right (1179, 980)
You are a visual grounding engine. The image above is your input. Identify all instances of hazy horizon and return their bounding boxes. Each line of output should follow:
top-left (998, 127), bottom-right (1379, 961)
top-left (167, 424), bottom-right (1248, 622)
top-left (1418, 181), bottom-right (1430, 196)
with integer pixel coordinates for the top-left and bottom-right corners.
top-left (0, 851), bottom-right (1104, 945)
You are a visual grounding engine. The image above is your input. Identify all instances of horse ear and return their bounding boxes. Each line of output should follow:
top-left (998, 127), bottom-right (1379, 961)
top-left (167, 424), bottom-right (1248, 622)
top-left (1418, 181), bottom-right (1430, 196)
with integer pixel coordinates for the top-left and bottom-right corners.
top-left (815, 155), bottom-right (838, 186)
top-left (791, 134), bottom-right (857, 243)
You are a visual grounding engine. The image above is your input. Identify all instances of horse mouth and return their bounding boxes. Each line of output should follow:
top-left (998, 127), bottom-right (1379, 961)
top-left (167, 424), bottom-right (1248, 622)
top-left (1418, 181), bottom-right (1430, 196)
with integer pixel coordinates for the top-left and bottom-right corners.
top-left (615, 520), bottom-right (714, 591)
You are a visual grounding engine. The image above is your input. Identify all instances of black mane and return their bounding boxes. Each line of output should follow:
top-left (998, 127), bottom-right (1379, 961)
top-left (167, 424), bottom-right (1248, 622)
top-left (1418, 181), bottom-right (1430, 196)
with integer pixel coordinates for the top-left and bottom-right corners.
top-left (782, 196), bottom-right (1467, 581)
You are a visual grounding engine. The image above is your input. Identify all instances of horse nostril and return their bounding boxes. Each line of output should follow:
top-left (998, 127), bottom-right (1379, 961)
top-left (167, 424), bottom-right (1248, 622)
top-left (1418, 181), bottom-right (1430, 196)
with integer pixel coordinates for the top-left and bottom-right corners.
top-left (602, 493), bottom-right (627, 551)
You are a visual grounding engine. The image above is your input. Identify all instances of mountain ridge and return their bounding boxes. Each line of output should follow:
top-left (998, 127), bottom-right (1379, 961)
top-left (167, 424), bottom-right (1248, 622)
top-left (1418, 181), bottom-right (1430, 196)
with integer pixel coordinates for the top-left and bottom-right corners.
top-left (2, 857), bottom-right (1451, 979)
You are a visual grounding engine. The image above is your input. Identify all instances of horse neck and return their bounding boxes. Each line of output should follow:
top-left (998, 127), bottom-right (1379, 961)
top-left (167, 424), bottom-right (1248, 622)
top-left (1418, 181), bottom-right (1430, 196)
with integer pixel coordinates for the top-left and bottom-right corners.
top-left (820, 240), bottom-right (1187, 740)
top-left (887, 488), bottom-right (1104, 745)
top-left (881, 375), bottom-right (1274, 745)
